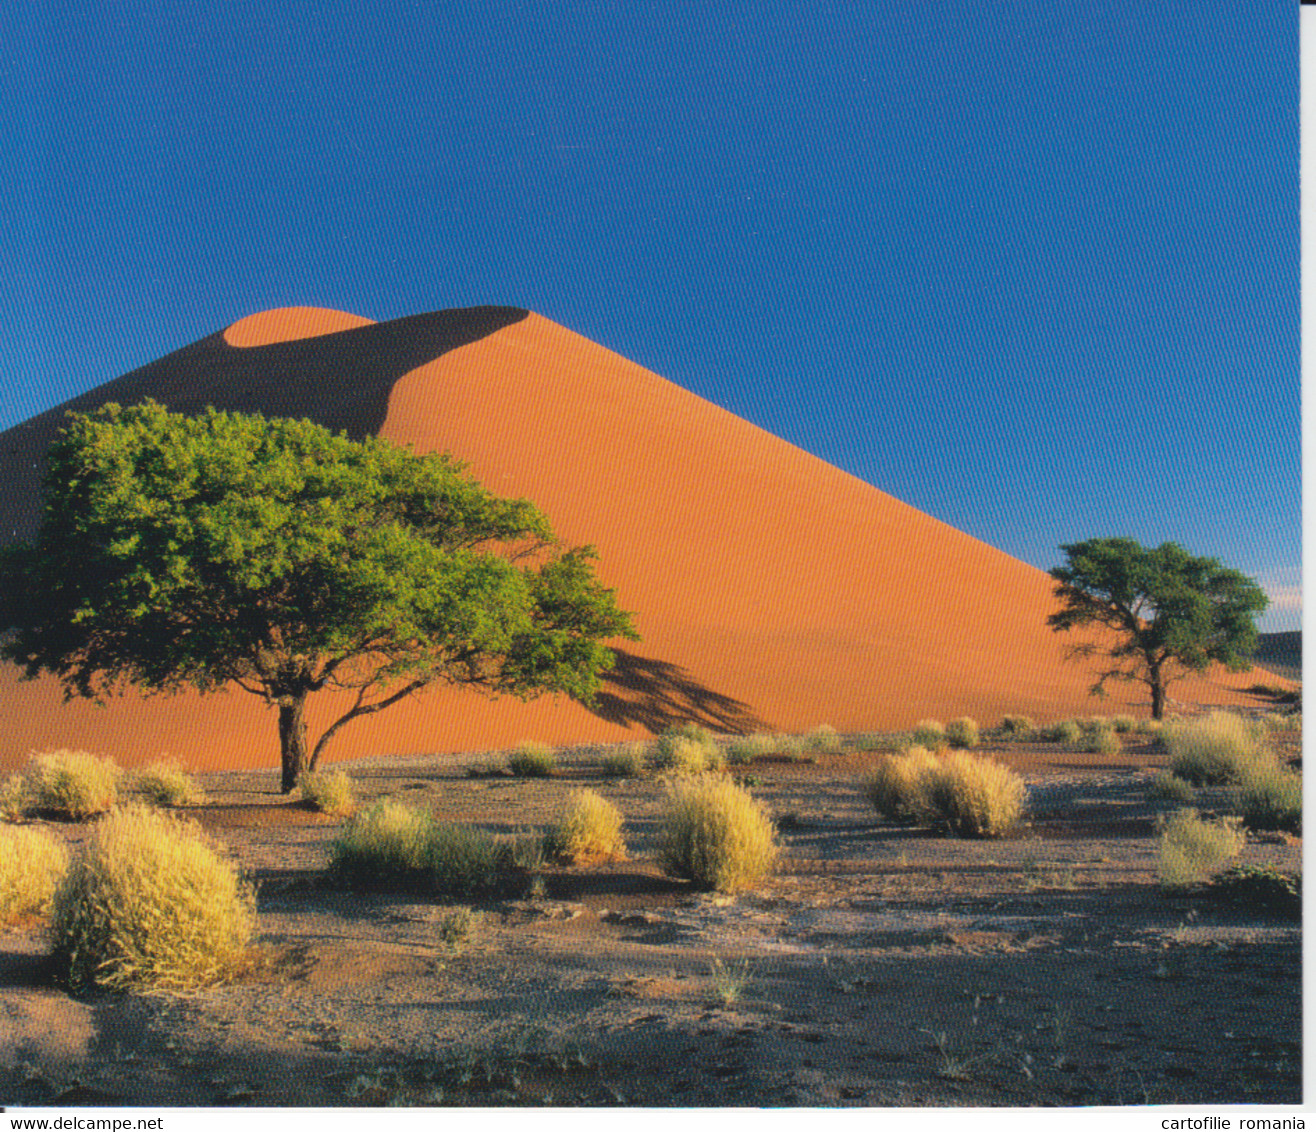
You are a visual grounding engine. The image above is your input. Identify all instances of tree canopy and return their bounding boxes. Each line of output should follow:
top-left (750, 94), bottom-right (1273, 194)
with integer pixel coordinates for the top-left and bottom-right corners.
top-left (0, 401), bottom-right (638, 789)
top-left (1047, 537), bottom-right (1268, 719)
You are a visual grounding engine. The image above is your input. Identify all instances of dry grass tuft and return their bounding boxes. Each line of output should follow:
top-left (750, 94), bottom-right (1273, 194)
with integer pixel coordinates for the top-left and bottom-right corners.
top-left (1233, 762), bottom-right (1302, 834)
top-left (49, 804), bottom-right (255, 990)
top-left (1165, 712), bottom-right (1272, 785)
top-left (922, 752), bottom-right (1027, 837)
top-left (945, 717), bottom-right (980, 750)
top-left (912, 720), bottom-right (945, 747)
top-left (23, 750), bottom-right (123, 820)
top-left (0, 826), bottom-right (69, 924)
top-left (297, 768), bottom-right (356, 816)
top-left (863, 746), bottom-right (942, 824)
top-left (804, 724), bottom-right (842, 754)
top-left (1, 775), bottom-right (29, 823)
top-left (658, 774), bottom-right (778, 893)
top-left (1157, 808), bottom-right (1245, 890)
top-left (546, 789), bottom-right (626, 864)
top-left (507, 741), bottom-right (558, 778)
top-left (601, 743), bottom-right (649, 778)
top-left (131, 761), bottom-right (206, 808)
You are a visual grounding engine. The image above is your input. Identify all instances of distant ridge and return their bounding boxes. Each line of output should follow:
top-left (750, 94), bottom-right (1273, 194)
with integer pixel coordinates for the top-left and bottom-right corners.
top-left (0, 306), bottom-right (1291, 773)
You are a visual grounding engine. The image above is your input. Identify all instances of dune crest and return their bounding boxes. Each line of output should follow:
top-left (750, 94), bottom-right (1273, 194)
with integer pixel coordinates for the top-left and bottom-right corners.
top-left (223, 307), bottom-right (376, 347)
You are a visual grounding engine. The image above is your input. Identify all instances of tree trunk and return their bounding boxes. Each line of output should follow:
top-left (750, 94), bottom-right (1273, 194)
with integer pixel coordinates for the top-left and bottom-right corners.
top-left (1150, 680), bottom-right (1165, 721)
top-left (278, 695), bottom-right (310, 793)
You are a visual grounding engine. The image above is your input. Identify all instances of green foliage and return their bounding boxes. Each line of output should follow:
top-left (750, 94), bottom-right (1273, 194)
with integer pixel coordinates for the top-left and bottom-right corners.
top-left (1110, 715), bottom-right (1137, 734)
top-left (1147, 772), bottom-right (1196, 805)
top-left (944, 717), bottom-right (979, 750)
top-left (1232, 762), bottom-right (1302, 834)
top-left (296, 768), bottom-right (356, 816)
top-left (1081, 728), bottom-right (1121, 755)
top-left (1206, 865), bottom-right (1300, 917)
top-left (0, 826), bottom-right (69, 923)
top-left (1156, 809), bottom-right (1245, 890)
top-left (49, 804), bottom-right (256, 990)
top-left (437, 907), bottom-right (481, 948)
top-left (545, 789), bottom-right (626, 863)
top-left (912, 720), bottom-right (945, 747)
top-left (0, 401), bottom-right (637, 791)
top-left (1165, 711), bottom-right (1270, 785)
top-left (131, 760), bottom-right (206, 807)
top-left (507, 741), bottom-right (557, 778)
top-left (999, 715), bottom-right (1035, 739)
top-left (23, 750), bottom-right (123, 820)
top-left (1049, 538), bottom-right (1268, 719)
top-left (658, 774), bottom-right (779, 892)
top-left (804, 724), bottom-right (842, 754)
top-left (1042, 721), bottom-right (1082, 744)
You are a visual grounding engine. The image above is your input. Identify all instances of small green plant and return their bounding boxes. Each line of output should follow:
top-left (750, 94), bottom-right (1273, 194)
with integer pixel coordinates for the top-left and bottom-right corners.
top-left (48, 803), bottom-right (256, 990)
top-left (1165, 711), bottom-right (1271, 785)
top-left (507, 741), bottom-right (557, 778)
top-left (499, 827), bottom-right (547, 873)
top-left (1156, 808), bottom-right (1246, 890)
top-left (420, 823), bottom-right (502, 896)
top-left (657, 774), bottom-right (779, 893)
top-left (804, 724), bottom-right (842, 754)
top-left (945, 717), bottom-right (979, 749)
top-left (329, 797), bottom-right (429, 880)
top-left (725, 734), bottom-right (776, 764)
top-left (1082, 728), bottom-right (1121, 755)
top-left (912, 719), bottom-right (945, 748)
top-left (1148, 771), bottom-right (1196, 805)
top-left (1137, 719), bottom-right (1164, 738)
top-left (0, 825), bottom-right (69, 923)
top-left (296, 768), bottom-right (356, 816)
top-left (545, 789), bottom-right (626, 863)
top-left (999, 715), bottom-right (1035, 739)
top-left (1232, 762), bottom-right (1302, 834)
top-left (1079, 716), bottom-right (1116, 734)
top-left (1043, 721), bottom-right (1082, 744)
top-left (863, 746), bottom-right (941, 824)
top-left (437, 906), bottom-right (481, 948)
top-left (922, 752), bottom-right (1026, 837)
top-left (601, 743), bottom-right (648, 777)
top-left (708, 957), bottom-right (753, 1005)
top-left (22, 750), bottom-right (122, 820)
top-left (1110, 715), bottom-right (1137, 734)
top-left (131, 760), bottom-right (206, 807)
top-left (1206, 865), bottom-right (1300, 917)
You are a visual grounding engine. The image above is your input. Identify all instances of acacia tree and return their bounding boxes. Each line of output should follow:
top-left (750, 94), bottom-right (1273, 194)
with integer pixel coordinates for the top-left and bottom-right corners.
top-left (1047, 538), bottom-right (1267, 719)
top-left (0, 401), bottom-right (638, 790)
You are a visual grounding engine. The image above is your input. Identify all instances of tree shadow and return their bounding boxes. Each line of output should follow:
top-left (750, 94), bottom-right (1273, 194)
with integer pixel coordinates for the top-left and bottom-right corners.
top-left (0, 306), bottom-right (529, 540)
top-left (589, 648), bottom-right (766, 735)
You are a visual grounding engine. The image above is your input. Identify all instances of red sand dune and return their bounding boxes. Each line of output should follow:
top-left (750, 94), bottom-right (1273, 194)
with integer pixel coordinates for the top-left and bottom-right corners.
top-left (0, 306), bottom-right (1289, 774)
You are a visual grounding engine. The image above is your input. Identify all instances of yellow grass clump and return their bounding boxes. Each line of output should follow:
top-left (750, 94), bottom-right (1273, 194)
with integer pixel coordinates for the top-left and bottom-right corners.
top-left (546, 789), bottom-right (627, 864)
top-left (912, 720), bottom-right (945, 747)
top-left (131, 760), bottom-right (206, 807)
top-left (1233, 762), bottom-right (1302, 835)
top-left (1, 775), bottom-right (29, 823)
top-left (863, 746), bottom-right (942, 824)
top-left (0, 826), bottom-right (70, 924)
top-left (23, 750), bottom-right (123, 820)
top-left (601, 742), bottom-right (649, 777)
top-left (1165, 711), bottom-right (1272, 785)
top-left (507, 741), bottom-right (557, 778)
top-left (804, 724), bottom-right (842, 754)
top-left (922, 752), bottom-right (1027, 838)
top-left (945, 717), bottom-right (980, 750)
top-left (49, 804), bottom-right (255, 990)
top-left (297, 768), bottom-right (356, 816)
top-left (658, 774), bottom-right (779, 893)
top-left (1157, 808), bottom-right (1246, 890)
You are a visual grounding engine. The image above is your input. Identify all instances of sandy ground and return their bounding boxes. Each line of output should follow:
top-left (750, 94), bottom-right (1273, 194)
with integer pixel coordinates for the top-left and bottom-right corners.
top-left (0, 731), bottom-right (1302, 1108)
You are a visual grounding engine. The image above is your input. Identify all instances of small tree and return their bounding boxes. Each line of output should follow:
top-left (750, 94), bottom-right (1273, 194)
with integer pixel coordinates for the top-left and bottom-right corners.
top-left (1, 401), bottom-right (637, 791)
top-left (1048, 538), bottom-right (1267, 719)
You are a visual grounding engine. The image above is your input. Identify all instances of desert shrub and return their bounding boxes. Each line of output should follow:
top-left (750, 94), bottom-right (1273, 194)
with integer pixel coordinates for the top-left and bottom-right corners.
top-left (49, 804), bottom-right (255, 990)
top-left (1042, 721), bottom-right (1082, 744)
top-left (498, 827), bottom-right (547, 872)
top-left (421, 823), bottom-right (502, 896)
top-left (131, 761), bottom-right (206, 807)
top-left (654, 733), bottom-right (723, 774)
top-left (1079, 716), bottom-right (1115, 733)
top-left (657, 774), bottom-right (779, 893)
top-left (1156, 808), bottom-right (1246, 890)
top-left (863, 746), bottom-right (941, 824)
top-left (1081, 728), bottom-right (1121, 755)
top-left (437, 906), bottom-right (481, 948)
top-left (329, 798), bottom-right (431, 880)
top-left (546, 789), bottom-right (626, 864)
top-left (921, 752), bottom-right (1027, 838)
top-left (1207, 865), bottom-right (1300, 917)
top-left (654, 722), bottom-right (713, 758)
top-left (1, 775), bottom-right (29, 822)
top-left (944, 717), bottom-right (979, 750)
top-left (1165, 712), bottom-right (1270, 785)
top-left (297, 768), bottom-right (356, 816)
top-left (1232, 762), bottom-right (1302, 834)
top-left (601, 743), bottom-right (648, 778)
top-left (999, 715), bottom-right (1035, 739)
top-left (724, 735), bottom-right (769, 765)
top-left (23, 750), bottom-right (122, 820)
top-left (1110, 715), bottom-right (1137, 734)
top-left (1261, 711), bottom-right (1302, 732)
top-left (1136, 719), bottom-right (1164, 738)
top-left (912, 720), bottom-right (945, 747)
top-left (1148, 772), bottom-right (1196, 805)
top-left (507, 741), bottom-right (557, 778)
top-left (804, 725), bottom-right (842, 754)
top-left (0, 826), bottom-right (69, 923)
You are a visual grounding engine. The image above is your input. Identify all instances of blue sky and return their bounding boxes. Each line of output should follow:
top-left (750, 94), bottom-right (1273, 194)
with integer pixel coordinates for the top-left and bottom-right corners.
top-left (2, 1), bottom-right (1299, 630)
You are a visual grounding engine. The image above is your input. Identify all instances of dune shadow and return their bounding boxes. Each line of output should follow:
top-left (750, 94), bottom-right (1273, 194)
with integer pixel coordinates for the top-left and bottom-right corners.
top-left (0, 306), bottom-right (529, 540)
top-left (590, 648), bottom-right (766, 735)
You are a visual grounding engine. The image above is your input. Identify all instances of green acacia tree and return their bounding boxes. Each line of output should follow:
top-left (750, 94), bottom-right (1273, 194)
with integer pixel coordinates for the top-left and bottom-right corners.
top-left (1047, 538), bottom-right (1268, 719)
top-left (0, 401), bottom-right (638, 790)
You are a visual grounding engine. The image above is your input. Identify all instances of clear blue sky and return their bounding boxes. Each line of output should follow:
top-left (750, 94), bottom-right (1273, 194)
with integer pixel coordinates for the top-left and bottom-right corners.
top-left (2, 1), bottom-right (1299, 630)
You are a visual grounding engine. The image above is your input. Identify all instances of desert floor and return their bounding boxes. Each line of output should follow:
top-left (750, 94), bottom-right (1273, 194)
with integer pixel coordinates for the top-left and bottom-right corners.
top-left (0, 729), bottom-right (1302, 1108)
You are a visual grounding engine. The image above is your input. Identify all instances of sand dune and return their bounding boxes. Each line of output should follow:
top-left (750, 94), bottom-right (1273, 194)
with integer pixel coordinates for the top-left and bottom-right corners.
top-left (0, 306), bottom-right (1287, 773)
